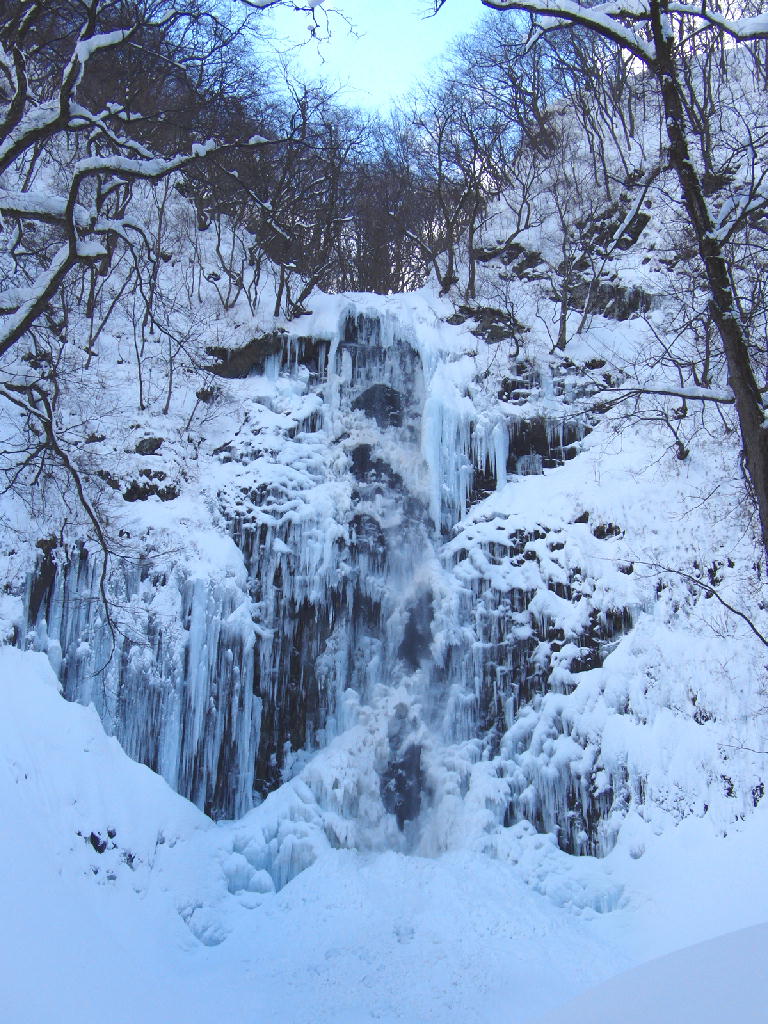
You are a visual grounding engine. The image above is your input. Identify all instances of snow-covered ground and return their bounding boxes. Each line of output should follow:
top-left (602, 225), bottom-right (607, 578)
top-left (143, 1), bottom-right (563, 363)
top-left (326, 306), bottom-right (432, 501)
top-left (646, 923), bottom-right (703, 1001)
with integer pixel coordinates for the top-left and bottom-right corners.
top-left (3, 645), bottom-right (767, 1024)
top-left (536, 923), bottom-right (768, 1024)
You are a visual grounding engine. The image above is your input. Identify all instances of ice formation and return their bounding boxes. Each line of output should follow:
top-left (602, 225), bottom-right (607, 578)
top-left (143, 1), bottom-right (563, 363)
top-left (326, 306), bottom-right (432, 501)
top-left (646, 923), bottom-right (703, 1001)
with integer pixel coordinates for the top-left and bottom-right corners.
top-left (19, 292), bottom-right (766, 885)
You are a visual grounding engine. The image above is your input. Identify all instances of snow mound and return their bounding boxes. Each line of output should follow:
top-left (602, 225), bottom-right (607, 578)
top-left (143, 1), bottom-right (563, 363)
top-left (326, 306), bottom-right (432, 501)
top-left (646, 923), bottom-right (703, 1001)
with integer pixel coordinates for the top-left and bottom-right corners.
top-left (534, 923), bottom-right (768, 1024)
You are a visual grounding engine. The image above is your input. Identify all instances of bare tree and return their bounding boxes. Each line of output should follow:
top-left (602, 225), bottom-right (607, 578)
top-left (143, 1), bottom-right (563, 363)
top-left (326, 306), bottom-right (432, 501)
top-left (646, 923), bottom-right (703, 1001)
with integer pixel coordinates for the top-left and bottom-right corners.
top-left (0, 0), bottom-right (322, 597)
top-left (472, 0), bottom-right (768, 562)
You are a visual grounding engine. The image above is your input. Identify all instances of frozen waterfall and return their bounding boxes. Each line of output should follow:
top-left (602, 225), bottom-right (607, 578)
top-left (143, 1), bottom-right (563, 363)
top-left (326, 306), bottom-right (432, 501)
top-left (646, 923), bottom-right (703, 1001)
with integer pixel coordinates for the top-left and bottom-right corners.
top-left (22, 298), bottom-right (634, 865)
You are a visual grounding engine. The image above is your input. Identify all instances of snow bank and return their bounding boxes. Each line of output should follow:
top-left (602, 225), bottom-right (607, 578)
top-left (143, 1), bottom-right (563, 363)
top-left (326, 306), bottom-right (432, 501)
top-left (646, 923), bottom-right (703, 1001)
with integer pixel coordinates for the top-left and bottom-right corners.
top-left (534, 923), bottom-right (768, 1024)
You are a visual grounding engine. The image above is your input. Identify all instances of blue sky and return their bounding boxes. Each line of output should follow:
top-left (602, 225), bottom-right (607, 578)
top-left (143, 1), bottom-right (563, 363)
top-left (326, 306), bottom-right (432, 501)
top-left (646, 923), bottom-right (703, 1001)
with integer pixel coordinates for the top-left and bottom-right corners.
top-left (261, 0), bottom-right (486, 111)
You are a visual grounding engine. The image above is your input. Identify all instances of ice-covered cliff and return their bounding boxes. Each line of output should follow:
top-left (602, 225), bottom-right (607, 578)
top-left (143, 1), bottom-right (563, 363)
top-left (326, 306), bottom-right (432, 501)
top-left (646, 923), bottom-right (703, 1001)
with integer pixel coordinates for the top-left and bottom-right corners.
top-left (12, 278), bottom-right (766, 887)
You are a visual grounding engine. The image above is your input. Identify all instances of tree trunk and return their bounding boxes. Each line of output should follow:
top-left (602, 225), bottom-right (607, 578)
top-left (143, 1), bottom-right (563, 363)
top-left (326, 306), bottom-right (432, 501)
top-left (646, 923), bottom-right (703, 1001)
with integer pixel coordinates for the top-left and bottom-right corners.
top-left (651, 0), bottom-right (768, 562)
top-left (466, 219), bottom-right (477, 301)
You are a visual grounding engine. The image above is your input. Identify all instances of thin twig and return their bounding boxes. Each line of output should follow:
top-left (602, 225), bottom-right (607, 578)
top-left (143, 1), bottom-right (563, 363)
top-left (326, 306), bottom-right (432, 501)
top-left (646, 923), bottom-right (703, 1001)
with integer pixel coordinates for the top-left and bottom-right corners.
top-left (637, 559), bottom-right (768, 647)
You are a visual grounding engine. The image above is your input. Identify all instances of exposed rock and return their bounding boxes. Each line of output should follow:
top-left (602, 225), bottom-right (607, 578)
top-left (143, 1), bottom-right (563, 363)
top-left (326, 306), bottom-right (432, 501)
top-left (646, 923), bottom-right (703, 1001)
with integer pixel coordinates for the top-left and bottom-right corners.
top-left (206, 332), bottom-right (284, 378)
top-left (352, 384), bottom-right (403, 428)
top-left (89, 831), bottom-right (107, 854)
top-left (135, 437), bottom-right (163, 456)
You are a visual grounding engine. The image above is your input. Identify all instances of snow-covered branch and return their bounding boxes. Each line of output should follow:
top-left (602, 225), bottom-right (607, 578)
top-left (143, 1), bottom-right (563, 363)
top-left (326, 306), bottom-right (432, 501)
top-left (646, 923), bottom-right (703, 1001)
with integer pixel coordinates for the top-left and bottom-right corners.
top-left (595, 383), bottom-right (735, 405)
top-left (667, 4), bottom-right (768, 42)
top-left (0, 20), bottom-right (136, 175)
top-left (0, 189), bottom-right (92, 229)
top-left (481, 0), bottom-right (656, 63)
top-left (0, 246), bottom-right (78, 358)
top-left (0, 129), bottom-right (273, 356)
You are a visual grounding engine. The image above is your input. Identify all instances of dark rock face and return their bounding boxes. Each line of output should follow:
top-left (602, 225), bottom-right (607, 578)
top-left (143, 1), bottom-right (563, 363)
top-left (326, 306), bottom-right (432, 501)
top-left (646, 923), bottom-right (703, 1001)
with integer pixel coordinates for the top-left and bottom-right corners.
top-left (448, 516), bottom-right (636, 855)
top-left (398, 592), bottom-right (434, 671)
top-left (251, 595), bottom-right (335, 799)
top-left (344, 312), bottom-right (381, 345)
top-left (352, 384), bottom-right (404, 428)
top-left (507, 416), bottom-right (584, 475)
top-left (290, 336), bottom-right (330, 379)
top-left (28, 536), bottom-right (57, 625)
top-left (568, 278), bottom-right (653, 321)
top-left (471, 240), bottom-right (546, 280)
top-left (380, 704), bottom-right (424, 831)
top-left (447, 304), bottom-right (529, 345)
top-left (206, 332), bottom-right (284, 378)
top-left (349, 514), bottom-right (387, 563)
top-left (467, 459), bottom-right (498, 504)
top-left (470, 187), bottom-right (656, 329)
top-left (381, 744), bottom-right (423, 831)
top-left (89, 831), bottom-right (107, 853)
top-left (350, 445), bottom-right (404, 492)
top-left (135, 437), bottom-right (163, 455)
top-left (123, 469), bottom-right (180, 502)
